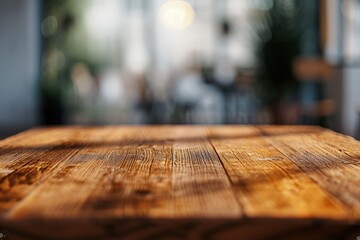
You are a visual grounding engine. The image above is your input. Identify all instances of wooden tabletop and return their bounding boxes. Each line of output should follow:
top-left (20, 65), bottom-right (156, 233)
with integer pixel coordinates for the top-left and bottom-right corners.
top-left (0, 125), bottom-right (359, 239)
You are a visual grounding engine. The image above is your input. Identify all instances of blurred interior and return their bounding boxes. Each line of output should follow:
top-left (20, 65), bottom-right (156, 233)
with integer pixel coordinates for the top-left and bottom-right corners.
top-left (1, 0), bottom-right (360, 139)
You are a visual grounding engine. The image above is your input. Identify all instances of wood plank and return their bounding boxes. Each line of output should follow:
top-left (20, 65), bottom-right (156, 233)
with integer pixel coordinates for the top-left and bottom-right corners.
top-left (6, 126), bottom-right (242, 219)
top-left (5, 127), bottom-right (128, 219)
top-left (257, 125), bottom-right (360, 218)
top-left (0, 125), bottom-right (359, 240)
top-left (207, 126), bottom-right (349, 219)
top-left (0, 128), bottom-right (85, 216)
top-left (81, 126), bottom-right (175, 218)
top-left (0, 128), bottom-right (74, 178)
top-left (315, 128), bottom-right (360, 160)
top-left (171, 126), bottom-right (242, 217)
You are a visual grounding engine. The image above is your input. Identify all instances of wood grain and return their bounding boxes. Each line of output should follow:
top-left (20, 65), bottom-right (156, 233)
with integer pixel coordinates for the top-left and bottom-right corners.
top-left (0, 125), bottom-right (359, 239)
top-left (207, 126), bottom-right (348, 219)
top-left (171, 126), bottom-right (241, 217)
top-left (257, 125), bottom-right (360, 218)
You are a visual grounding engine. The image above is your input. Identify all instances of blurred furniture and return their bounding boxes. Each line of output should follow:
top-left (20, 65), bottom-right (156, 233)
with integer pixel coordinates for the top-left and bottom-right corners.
top-left (294, 58), bottom-right (336, 125)
top-left (356, 106), bottom-right (360, 140)
top-left (232, 70), bottom-right (260, 124)
top-left (0, 126), bottom-right (359, 239)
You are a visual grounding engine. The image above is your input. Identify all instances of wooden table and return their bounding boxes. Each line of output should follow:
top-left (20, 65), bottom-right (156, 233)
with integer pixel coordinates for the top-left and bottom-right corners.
top-left (0, 125), bottom-right (359, 239)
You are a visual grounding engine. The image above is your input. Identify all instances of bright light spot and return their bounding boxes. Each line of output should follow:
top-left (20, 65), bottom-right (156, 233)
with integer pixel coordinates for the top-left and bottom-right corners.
top-left (85, 0), bottom-right (121, 38)
top-left (125, 46), bottom-right (149, 74)
top-left (159, 0), bottom-right (195, 30)
top-left (99, 71), bottom-right (123, 104)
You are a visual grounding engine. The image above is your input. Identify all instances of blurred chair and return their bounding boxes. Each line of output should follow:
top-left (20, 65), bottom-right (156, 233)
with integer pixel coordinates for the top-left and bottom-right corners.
top-left (294, 57), bottom-right (336, 125)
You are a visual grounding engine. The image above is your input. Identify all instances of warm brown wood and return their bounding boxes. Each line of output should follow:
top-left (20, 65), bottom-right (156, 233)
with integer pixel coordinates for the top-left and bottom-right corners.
top-left (257, 125), bottom-right (360, 217)
top-left (171, 126), bottom-right (241, 217)
top-left (208, 126), bottom-right (347, 219)
top-left (0, 125), bottom-right (359, 239)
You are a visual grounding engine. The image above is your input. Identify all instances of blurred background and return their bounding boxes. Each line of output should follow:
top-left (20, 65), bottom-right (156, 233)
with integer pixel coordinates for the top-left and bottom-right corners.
top-left (1, 0), bottom-right (360, 139)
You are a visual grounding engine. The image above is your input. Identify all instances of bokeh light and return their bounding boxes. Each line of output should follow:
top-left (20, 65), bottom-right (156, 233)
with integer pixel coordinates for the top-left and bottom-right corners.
top-left (159, 0), bottom-right (195, 30)
top-left (85, 0), bottom-right (121, 38)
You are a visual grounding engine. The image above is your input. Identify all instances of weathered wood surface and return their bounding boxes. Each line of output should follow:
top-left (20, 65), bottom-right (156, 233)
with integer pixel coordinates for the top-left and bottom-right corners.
top-left (0, 125), bottom-right (359, 239)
